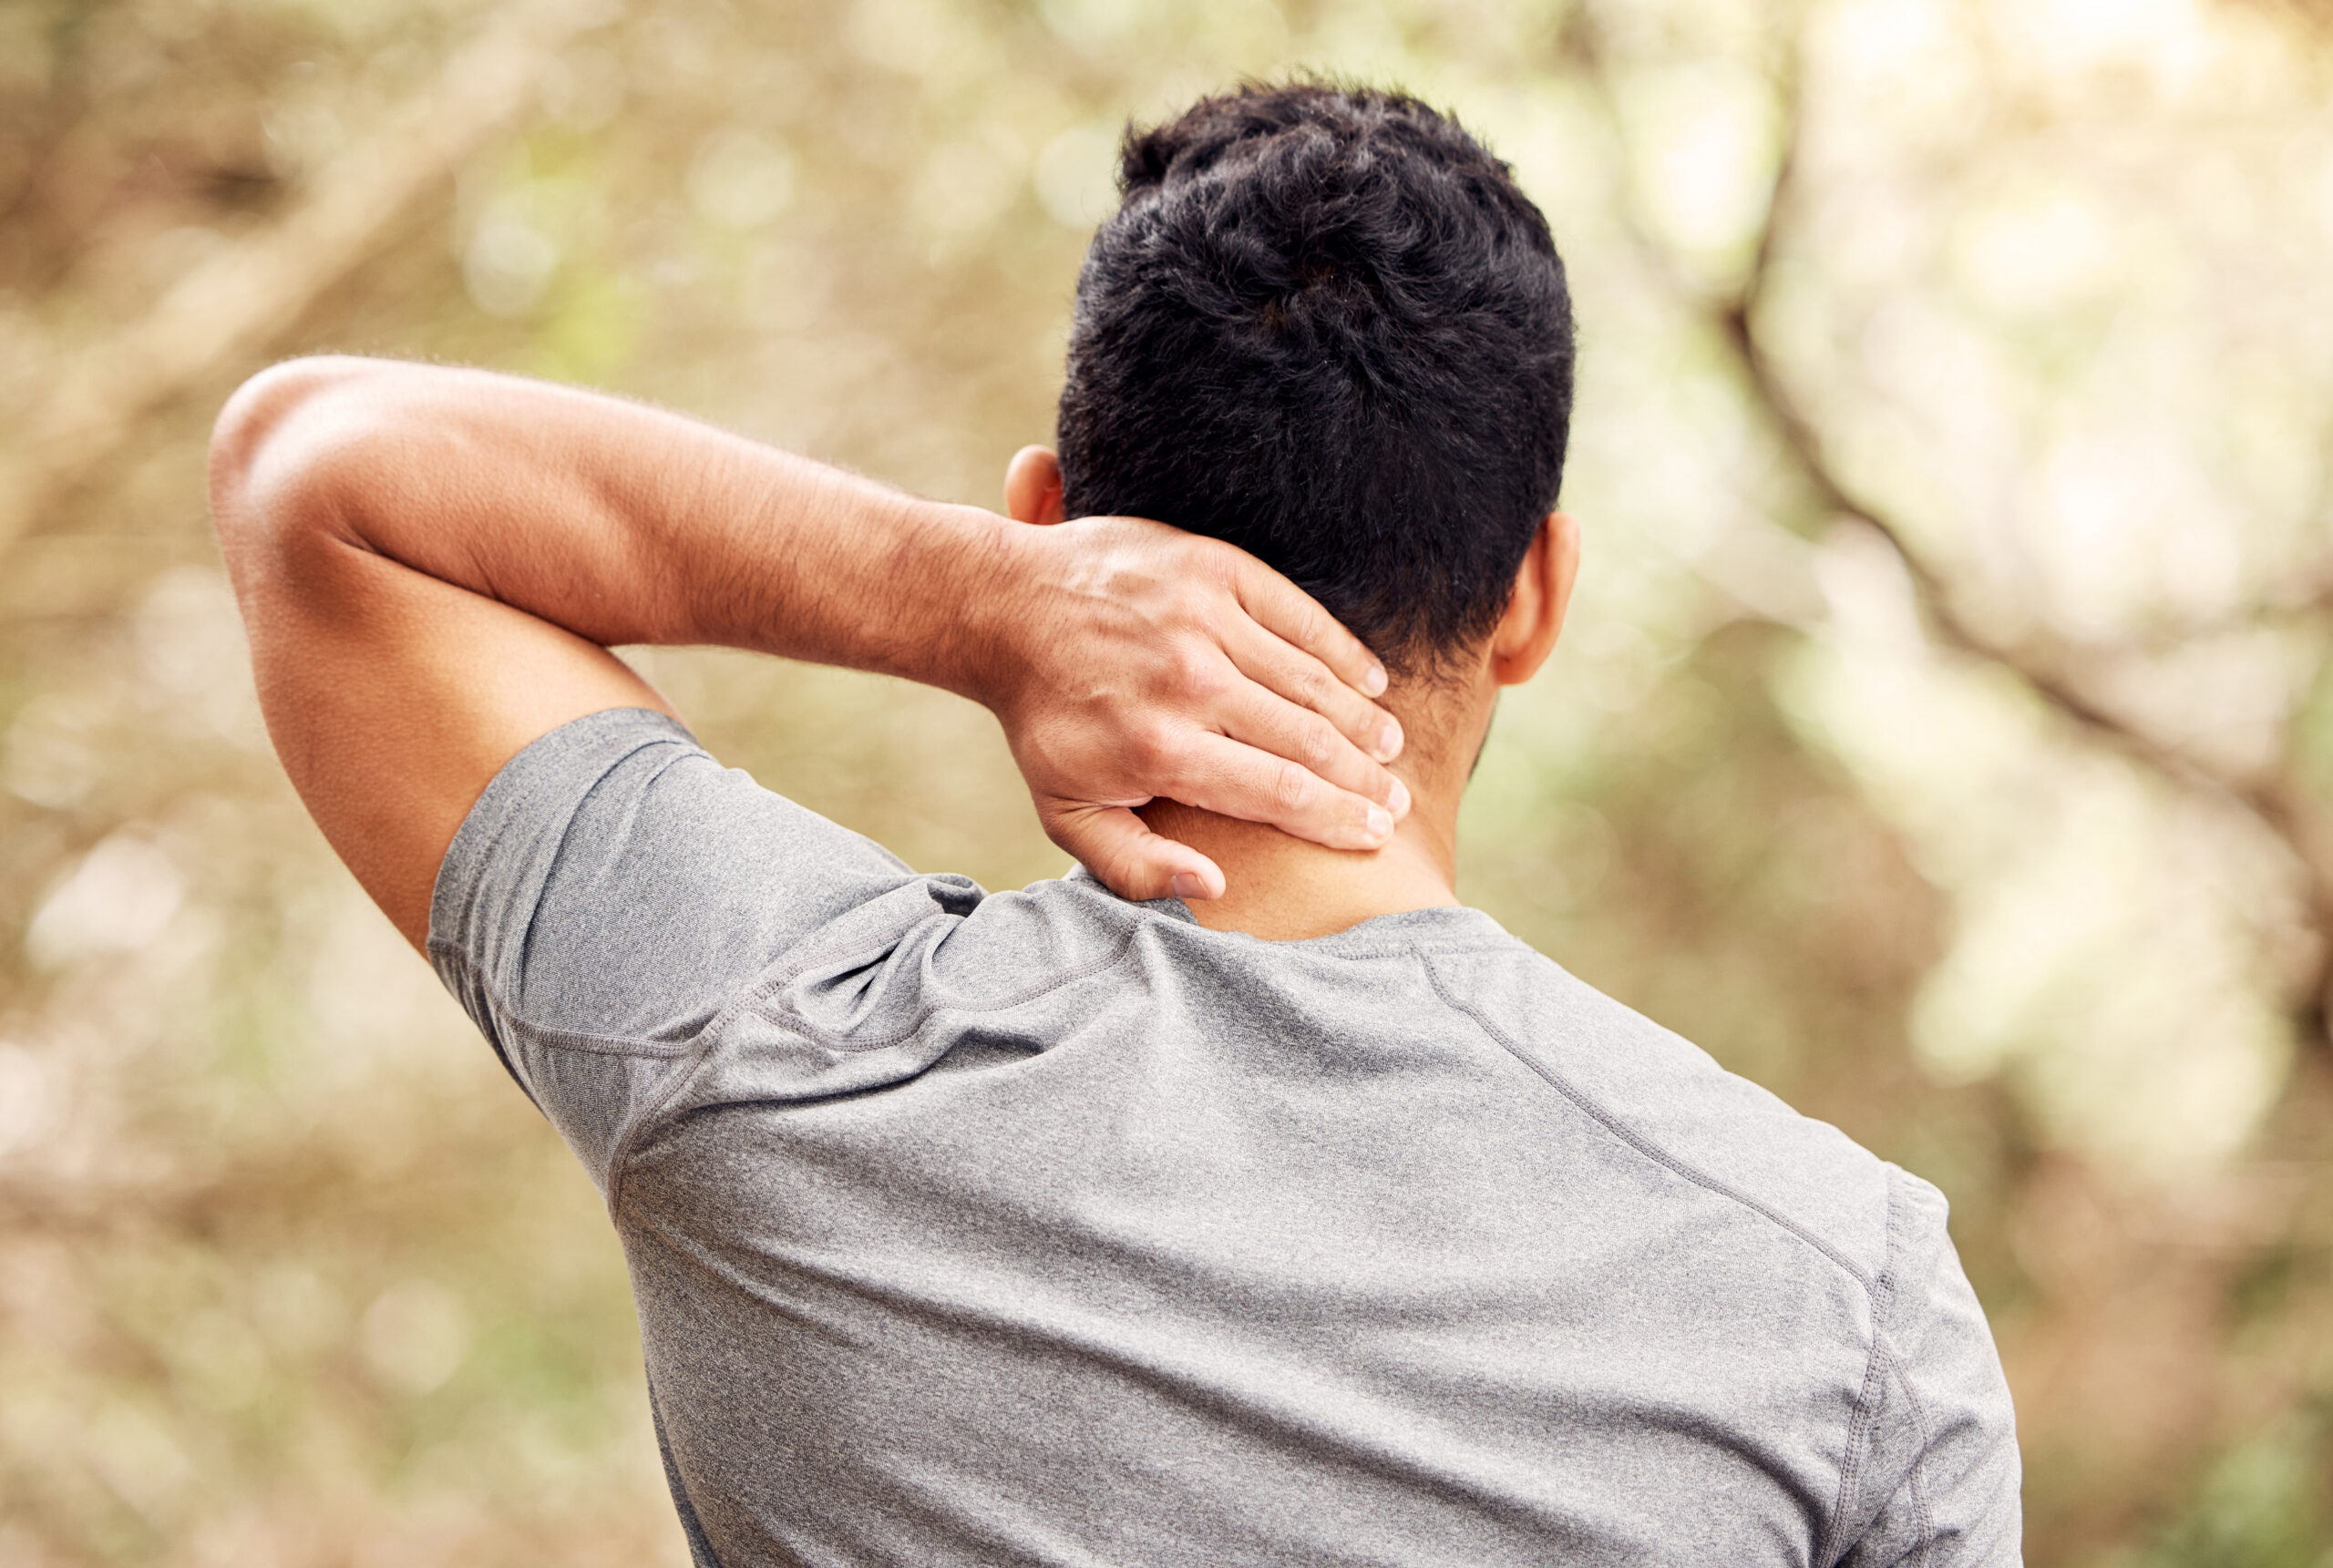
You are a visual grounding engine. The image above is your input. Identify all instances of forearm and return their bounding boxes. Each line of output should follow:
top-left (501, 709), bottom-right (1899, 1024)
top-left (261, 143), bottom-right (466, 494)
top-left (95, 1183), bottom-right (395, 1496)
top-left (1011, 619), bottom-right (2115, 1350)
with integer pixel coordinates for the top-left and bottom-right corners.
top-left (213, 356), bottom-right (1007, 697)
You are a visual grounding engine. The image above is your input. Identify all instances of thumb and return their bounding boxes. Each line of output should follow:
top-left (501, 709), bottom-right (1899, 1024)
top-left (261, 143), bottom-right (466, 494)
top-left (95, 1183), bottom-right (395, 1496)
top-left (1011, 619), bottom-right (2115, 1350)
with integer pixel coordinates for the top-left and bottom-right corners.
top-left (1043, 802), bottom-right (1225, 903)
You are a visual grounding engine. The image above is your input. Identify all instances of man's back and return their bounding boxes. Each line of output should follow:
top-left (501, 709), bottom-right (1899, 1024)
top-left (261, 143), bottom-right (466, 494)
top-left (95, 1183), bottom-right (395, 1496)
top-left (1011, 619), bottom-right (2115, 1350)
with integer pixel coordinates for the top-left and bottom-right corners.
top-left (432, 708), bottom-right (2020, 1566)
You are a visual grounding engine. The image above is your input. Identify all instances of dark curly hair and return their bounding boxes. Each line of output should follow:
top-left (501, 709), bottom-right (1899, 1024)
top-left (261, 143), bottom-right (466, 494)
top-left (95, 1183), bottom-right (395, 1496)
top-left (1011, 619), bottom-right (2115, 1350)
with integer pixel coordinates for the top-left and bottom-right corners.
top-left (1056, 81), bottom-right (1577, 675)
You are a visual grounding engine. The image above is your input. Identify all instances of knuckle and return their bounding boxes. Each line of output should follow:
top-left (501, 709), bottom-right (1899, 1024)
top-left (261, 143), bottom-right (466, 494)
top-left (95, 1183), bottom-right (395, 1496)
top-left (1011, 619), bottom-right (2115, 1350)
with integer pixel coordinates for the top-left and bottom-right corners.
top-left (1271, 759), bottom-right (1313, 815)
top-left (1131, 719), bottom-right (1183, 773)
top-left (1296, 718), bottom-right (1340, 773)
top-left (1280, 599), bottom-right (1325, 646)
top-left (1169, 648), bottom-right (1222, 700)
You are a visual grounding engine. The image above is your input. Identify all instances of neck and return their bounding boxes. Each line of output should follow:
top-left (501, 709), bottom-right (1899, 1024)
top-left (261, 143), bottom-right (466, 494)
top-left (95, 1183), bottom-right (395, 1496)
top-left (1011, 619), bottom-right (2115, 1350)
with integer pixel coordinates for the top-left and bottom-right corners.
top-left (1138, 800), bottom-right (1458, 940)
top-left (1138, 696), bottom-right (1481, 940)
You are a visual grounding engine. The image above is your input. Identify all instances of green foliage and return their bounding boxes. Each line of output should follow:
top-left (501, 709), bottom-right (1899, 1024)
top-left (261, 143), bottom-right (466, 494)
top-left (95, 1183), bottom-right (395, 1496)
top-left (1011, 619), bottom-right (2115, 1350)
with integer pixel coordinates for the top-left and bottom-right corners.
top-left (2294, 664), bottom-right (2333, 806)
top-left (2146, 1422), bottom-right (2333, 1568)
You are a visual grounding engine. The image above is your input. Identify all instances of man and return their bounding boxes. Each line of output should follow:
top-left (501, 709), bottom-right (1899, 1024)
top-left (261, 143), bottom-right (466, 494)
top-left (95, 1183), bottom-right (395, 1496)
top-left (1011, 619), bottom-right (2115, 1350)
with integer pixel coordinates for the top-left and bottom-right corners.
top-left (211, 83), bottom-right (2020, 1565)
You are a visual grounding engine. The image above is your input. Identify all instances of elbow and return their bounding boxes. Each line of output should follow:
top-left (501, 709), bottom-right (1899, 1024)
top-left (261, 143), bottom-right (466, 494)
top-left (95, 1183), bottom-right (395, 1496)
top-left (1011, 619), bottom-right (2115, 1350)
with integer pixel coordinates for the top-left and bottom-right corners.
top-left (208, 355), bottom-right (383, 574)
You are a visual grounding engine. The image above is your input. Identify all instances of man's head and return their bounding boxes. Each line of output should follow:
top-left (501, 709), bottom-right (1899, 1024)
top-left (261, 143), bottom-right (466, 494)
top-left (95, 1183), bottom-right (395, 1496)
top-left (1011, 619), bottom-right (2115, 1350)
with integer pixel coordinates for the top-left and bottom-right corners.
top-left (1051, 81), bottom-right (1578, 682)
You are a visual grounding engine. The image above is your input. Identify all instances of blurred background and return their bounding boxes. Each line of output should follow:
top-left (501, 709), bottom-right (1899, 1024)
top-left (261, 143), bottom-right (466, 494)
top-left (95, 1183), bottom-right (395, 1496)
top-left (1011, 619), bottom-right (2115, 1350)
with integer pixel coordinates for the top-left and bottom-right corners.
top-left (2, 0), bottom-right (2330, 1560)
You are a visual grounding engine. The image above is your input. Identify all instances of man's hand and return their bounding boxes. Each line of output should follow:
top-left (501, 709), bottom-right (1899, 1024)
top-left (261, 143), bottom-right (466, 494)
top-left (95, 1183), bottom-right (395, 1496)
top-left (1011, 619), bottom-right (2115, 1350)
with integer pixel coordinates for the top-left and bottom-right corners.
top-left (971, 516), bottom-right (1407, 902)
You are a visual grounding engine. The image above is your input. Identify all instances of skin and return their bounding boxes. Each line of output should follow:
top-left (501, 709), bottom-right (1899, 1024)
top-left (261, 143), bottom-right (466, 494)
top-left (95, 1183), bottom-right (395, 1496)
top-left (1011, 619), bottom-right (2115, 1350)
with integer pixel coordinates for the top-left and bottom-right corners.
top-left (1004, 446), bottom-right (1579, 941)
top-left (209, 356), bottom-right (1426, 950)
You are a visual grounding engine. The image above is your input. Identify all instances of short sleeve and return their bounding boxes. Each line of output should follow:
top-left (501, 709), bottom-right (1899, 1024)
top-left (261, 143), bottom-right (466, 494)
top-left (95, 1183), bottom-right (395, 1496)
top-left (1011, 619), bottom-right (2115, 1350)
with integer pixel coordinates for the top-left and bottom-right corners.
top-left (427, 706), bottom-right (923, 1198)
top-left (1834, 1168), bottom-right (2024, 1565)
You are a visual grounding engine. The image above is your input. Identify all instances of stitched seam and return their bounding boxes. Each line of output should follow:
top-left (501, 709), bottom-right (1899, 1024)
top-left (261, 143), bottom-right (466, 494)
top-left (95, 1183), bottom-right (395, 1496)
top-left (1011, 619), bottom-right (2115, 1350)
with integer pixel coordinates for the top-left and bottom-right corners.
top-left (431, 941), bottom-right (705, 1217)
top-left (1882, 1176), bottom-right (1939, 1558)
top-left (1824, 1310), bottom-right (1889, 1563)
top-left (595, 921), bottom-right (938, 1221)
top-left (606, 1024), bottom-right (723, 1223)
top-left (1878, 1337), bottom-right (1938, 1560)
top-left (1292, 936), bottom-right (1521, 962)
top-left (608, 907), bottom-right (1149, 1224)
top-left (1822, 1169), bottom-right (1902, 1563)
top-left (694, 907), bottom-right (934, 1037)
top-left (506, 1022), bottom-right (694, 1059)
top-left (1423, 957), bottom-right (1876, 1296)
top-left (761, 919), bottom-right (1144, 1052)
top-left (1824, 1340), bottom-right (1886, 1565)
top-left (433, 892), bottom-right (1023, 1217)
top-left (427, 941), bottom-right (699, 1058)
top-left (464, 882), bottom-right (950, 1076)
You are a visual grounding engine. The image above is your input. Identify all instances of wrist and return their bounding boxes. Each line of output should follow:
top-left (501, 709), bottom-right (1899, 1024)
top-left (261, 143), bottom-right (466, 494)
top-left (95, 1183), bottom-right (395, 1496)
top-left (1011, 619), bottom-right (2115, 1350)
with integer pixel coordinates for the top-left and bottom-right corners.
top-left (711, 477), bottom-right (1012, 694)
top-left (889, 497), bottom-right (1028, 711)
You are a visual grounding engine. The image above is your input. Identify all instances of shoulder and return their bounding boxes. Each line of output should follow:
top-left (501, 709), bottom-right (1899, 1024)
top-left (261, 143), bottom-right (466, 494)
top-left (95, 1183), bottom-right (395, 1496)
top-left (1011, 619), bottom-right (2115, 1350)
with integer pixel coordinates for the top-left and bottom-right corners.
top-left (1424, 936), bottom-right (1902, 1288)
top-left (697, 866), bottom-right (1195, 1070)
top-left (1845, 1162), bottom-right (2022, 1559)
top-left (1434, 934), bottom-right (2021, 1553)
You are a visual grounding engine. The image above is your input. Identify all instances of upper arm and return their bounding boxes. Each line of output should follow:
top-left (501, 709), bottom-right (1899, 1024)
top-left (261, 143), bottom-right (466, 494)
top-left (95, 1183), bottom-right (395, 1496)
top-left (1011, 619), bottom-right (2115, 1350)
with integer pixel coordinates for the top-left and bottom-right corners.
top-left (211, 358), bottom-right (670, 950)
top-left (427, 707), bottom-right (924, 1192)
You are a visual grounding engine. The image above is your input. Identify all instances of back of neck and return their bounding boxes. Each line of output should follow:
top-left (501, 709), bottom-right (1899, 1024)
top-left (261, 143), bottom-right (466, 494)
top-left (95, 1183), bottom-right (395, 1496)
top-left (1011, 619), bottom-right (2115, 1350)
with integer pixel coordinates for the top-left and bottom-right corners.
top-left (1136, 797), bottom-right (1460, 942)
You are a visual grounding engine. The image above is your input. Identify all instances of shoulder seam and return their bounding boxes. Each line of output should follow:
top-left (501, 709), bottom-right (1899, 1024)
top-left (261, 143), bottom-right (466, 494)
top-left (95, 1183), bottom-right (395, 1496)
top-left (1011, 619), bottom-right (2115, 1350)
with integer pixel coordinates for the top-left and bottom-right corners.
top-left (427, 938), bottom-right (699, 1059)
top-left (753, 917), bottom-right (1145, 1052)
top-left (606, 893), bottom-right (1147, 1220)
top-left (594, 898), bottom-right (949, 1219)
top-left (432, 939), bottom-right (703, 1216)
top-left (1877, 1168), bottom-right (1941, 1559)
top-left (1821, 1165), bottom-right (1904, 1563)
top-left (1421, 955), bottom-right (1876, 1296)
top-left (1306, 937), bottom-right (1522, 962)
top-left (593, 905), bottom-right (940, 1220)
top-left (1881, 1336), bottom-right (1939, 1559)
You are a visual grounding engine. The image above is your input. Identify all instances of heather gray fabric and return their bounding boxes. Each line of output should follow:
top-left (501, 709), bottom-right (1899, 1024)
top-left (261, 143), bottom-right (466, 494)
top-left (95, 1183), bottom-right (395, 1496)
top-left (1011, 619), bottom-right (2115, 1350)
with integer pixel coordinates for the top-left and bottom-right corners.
top-left (429, 707), bottom-right (2021, 1567)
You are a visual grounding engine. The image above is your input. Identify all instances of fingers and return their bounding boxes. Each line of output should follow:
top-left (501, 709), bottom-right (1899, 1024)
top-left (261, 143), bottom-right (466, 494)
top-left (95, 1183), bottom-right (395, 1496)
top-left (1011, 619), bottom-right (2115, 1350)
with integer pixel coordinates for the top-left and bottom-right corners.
top-left (1228, 557), bottom-right (1388, 700)
top-left (1043, 801), bottom-right (1227, 903)
top-left (1220, 614), bottom-right (1404, 768)
top-left (1161, 732), bottom-right (1402, 852)
top-left (1211, 675), bottom-right (1411, 824)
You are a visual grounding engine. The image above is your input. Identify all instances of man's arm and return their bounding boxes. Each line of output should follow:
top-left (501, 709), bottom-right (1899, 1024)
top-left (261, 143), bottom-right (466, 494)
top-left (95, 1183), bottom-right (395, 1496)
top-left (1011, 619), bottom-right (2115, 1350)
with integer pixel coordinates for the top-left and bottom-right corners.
top-left (209, 356), bottom-right (1408, 949)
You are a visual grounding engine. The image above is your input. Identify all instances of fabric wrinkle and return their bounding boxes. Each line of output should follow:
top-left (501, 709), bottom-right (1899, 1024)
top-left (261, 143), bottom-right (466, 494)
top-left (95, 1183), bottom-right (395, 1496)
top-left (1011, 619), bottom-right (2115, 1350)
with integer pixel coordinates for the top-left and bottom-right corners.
top-left (427, 707), bottom-right (2023, 1566)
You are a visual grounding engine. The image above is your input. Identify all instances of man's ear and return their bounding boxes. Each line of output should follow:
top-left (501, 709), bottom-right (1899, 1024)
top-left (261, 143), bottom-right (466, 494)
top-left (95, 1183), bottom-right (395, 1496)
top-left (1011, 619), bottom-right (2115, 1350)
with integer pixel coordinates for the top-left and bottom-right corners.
top-left (1489, 512), bottom-right (1580, 687)
top-left (1004, 446), bottom-right (1068, 526)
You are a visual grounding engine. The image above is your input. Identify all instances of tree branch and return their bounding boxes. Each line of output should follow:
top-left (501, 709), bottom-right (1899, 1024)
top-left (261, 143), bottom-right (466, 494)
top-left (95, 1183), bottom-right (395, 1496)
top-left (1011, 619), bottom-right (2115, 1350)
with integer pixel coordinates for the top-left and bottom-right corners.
top-left (1573, 6), bottom-right (2333, 1030)
top-left (0, 0), bottom-right (605, 559)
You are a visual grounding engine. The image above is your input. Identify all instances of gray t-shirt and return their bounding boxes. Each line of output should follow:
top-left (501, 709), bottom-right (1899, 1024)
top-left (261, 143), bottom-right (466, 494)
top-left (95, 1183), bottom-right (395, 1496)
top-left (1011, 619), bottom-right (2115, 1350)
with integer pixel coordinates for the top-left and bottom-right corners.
top-left (428, 708), bottom-right (2020, 1566)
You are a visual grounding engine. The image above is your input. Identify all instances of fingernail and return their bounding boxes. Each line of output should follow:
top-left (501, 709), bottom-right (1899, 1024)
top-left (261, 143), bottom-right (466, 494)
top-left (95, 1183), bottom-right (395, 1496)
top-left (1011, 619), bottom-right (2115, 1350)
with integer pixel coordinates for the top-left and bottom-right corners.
top-left (1363, 663), bottom-right (1388, 697)
top-left (1376, 721), bottom-right (1403, 761)
top-left (1365, 804), bottom-right (1394, 842)
top-left (1170, 872), bottom-right (1207, 900)
top-left (1388, 778), bottom-right (1411, 818)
